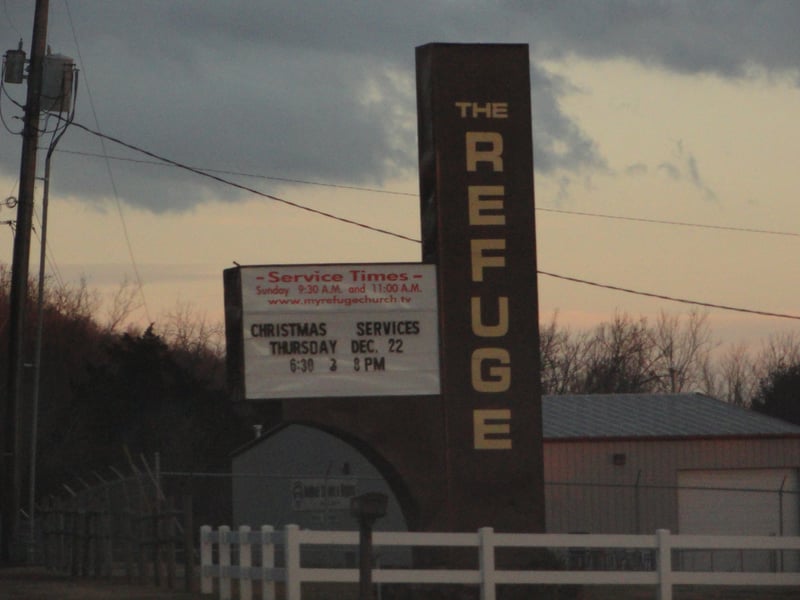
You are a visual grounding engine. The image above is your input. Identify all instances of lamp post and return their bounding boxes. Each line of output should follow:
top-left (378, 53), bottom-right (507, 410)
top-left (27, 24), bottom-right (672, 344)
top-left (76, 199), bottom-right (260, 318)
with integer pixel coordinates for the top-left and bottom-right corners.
top-left (350, 492), bottom-right (388, 600)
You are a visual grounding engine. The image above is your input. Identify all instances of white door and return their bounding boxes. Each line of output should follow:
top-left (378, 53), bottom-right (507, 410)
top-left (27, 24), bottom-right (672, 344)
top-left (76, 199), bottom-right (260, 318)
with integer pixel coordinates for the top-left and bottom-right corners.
top-left (678, 468), bottom-right (799, 572)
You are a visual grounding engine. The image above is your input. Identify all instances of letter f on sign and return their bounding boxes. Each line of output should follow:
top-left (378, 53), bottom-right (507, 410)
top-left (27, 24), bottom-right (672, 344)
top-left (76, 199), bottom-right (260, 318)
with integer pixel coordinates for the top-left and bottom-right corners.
top-left (471, 239), bottom-right (506, 282)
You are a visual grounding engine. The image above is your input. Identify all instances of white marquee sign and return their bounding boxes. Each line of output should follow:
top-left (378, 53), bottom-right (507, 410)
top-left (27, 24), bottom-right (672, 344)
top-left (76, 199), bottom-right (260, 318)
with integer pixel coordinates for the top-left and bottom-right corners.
top-left (239, 264), bottom-right (440, 399)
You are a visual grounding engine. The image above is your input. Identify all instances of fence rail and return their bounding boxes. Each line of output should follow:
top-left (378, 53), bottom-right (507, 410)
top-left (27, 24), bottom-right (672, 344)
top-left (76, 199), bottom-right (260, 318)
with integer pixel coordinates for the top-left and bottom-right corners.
top-left (199, 525), bottom-right (800, 600)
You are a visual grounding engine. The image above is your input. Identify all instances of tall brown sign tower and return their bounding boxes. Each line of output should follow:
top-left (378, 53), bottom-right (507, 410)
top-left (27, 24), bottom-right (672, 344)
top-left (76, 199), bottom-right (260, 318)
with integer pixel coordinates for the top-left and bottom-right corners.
top-left (416, 43), bottom-right (544, 531)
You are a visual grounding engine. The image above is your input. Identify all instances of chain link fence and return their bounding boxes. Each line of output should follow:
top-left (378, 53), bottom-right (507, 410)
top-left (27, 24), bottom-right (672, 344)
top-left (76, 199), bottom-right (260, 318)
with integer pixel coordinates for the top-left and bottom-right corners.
top-left (28, 467), bottom-right (800, 578)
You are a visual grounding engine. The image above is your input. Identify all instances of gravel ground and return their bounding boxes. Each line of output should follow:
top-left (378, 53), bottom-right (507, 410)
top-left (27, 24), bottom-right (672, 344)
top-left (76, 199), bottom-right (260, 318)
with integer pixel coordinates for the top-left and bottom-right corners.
top-left (3, 567), bottom-right (799, 600)
top-left (0, 567), bottom-right (205, 600)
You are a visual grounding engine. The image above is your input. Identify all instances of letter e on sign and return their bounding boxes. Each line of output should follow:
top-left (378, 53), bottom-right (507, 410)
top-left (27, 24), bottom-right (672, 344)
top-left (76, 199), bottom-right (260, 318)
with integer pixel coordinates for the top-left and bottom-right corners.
top-left (473, 409), bottom-right (512, 450)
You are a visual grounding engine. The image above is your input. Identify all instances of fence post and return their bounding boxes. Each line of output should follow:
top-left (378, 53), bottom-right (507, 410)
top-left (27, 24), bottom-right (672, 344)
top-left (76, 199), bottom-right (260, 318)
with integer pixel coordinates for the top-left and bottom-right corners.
top-left (137, 512), bottom-right (146, 584)
top-left (240, 525), bottom-right (252, 600)
top-left (183, 494), bottom-right (194, 592)
top-left (200, 525), bottom-right (213, 595)
top-left (153, 510), bottom-right (162, 587)
top-left (94, 512), bottom-right (105, 578)
top-left (122, 510), bottom-right (133, 582)
top-left (102, 510), bottom-right (113, 577)
top-left (52, 505), bottom-right (60, 569)
top-left (478, 527), bottom-right (496, 600)
top-left (220, 525), bottom-right (232, 600)
top-left (92, 511), bottom-right (102, 578)
top-left (285, 524), bottom-right (301, 600)
top-left (57, 506), bottom-right (66, 571)
top-left (166, 498), bottom-right (176, 589)
top-left (81, 510), bottom-right (91, 577)
top-left (656, 529), bottom-right (673, 600)
top-left (261, 525), bottom-right (275, 600)
top-left (39, 501), bottom-right (50, 568)
top-left (69, 511), bottom-right (80, 576)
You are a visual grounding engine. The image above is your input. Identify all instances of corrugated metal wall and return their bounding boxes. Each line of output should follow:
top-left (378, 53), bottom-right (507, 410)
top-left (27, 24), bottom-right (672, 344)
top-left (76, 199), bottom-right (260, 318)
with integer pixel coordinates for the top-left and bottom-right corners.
top-left (233, 427), bottom-right (800, 537)
top-left (544, 437), bottom-right (800, 534)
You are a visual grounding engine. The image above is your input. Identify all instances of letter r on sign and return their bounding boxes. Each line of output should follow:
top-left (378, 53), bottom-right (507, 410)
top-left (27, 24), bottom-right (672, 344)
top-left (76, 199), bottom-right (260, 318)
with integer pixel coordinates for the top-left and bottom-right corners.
top-left (466, 132), bottom-right (504, 172)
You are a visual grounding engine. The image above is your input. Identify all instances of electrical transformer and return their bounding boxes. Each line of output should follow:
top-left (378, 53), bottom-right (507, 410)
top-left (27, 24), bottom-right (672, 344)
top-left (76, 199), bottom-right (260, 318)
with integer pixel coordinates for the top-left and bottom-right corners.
top-left (40, 53), bottom-right (74, 113)
top-left (3, 48), bottom-right (25, 84)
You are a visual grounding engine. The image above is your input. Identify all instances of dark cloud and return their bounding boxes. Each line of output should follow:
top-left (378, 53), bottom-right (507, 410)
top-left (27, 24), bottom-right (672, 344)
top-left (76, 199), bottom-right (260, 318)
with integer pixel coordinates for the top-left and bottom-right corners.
top-left (531, 64), bottom-right (607, 174)
top-left (674, 140), bottom-right (718, 201)
top-left (652, 141), bottom-right (717, 201)
top-left (625, 163), bottom-right (648, 177)
top-left (658, 163), bottom-right (681, 180)
top-left (0, 1), bottom-right (794, 212)
top-left (509, 1), bottom-right (800, 79)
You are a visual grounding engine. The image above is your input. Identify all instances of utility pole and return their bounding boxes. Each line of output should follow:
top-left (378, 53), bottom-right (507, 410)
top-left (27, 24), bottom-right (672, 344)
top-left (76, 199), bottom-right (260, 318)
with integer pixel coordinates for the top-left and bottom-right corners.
top-left (1, 0), bottom-right (49, 562)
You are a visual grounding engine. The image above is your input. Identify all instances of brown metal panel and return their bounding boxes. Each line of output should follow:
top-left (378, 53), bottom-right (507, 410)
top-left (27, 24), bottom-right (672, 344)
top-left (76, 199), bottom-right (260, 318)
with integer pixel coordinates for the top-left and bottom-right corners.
top-left (223, 266), bottom-right (245, 401)
top-left (416, 43), bottom-right (544, 532)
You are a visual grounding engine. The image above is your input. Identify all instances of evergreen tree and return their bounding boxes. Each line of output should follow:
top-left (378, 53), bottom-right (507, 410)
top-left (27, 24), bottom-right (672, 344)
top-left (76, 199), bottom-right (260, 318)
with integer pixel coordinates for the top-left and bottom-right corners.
top-left (751, 363), bottom-right (800, 426)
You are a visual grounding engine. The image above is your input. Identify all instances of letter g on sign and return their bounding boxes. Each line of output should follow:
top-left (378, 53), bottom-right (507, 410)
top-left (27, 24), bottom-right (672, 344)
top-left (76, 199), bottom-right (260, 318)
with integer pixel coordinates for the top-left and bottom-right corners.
top-left (471, 347), bottom-right (510, 392)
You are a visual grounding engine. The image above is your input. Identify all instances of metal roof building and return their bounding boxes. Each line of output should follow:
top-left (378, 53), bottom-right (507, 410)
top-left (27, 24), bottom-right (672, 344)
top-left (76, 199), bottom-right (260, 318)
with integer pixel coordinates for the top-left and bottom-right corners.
top-left (543, 393), bottom-right (800, 439)
top-left (543, 394), bottom-right (800, 572)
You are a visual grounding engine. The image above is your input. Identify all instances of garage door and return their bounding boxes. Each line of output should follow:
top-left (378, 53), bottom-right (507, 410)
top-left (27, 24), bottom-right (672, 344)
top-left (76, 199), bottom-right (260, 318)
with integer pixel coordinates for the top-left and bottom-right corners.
top-left (678, 468), bottom-right (799, 572)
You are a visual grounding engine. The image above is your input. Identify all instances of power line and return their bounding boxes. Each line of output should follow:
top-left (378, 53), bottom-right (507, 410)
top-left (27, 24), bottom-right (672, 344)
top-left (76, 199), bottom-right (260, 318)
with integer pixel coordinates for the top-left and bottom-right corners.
top-left (31, 207), bottom-right (64, 289)
top-left (66, 123), bottom-right (800, 322)
top-left (1, 0), bottom-right (22, 39)
top-left (50, 148), bottom-right (419, 197)
top-left (64, 1), bottom-right (151, 323)
top-left (70, 121), bottom-right (421, 244)
top-left (537, 207), bottom-right (800, 238)
top-left (52, 148), bottom-right (800, 239)
top-left (538, 271), bottom-right (800, 321)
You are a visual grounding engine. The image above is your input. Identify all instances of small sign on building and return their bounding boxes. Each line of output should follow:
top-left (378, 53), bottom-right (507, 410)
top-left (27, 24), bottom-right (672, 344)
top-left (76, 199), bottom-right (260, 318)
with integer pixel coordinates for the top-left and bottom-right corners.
top-left (290, 478), bottom-right (359, 512)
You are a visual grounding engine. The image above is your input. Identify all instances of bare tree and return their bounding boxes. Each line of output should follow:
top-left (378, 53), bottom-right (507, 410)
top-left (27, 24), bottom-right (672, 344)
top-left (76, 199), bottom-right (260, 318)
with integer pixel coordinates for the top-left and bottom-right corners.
top-left (752, 331), bottom-right (800, 383)
top-left (710, 343), bottom-right (757, 407)
top-left (578, 312), bottom-right (658, 393)
top-left (103, 276), bottom-right (144, 334)
top-left (539, 312), bottom-right (591, 394)
top-left (540, 310), bottom-right (723, 396)
top-left (158, 300), bottom-right (224, 357)
top-left (650, 310), bottom-right (715, 393)
top-left (42, 276), bottom-right (99, 323)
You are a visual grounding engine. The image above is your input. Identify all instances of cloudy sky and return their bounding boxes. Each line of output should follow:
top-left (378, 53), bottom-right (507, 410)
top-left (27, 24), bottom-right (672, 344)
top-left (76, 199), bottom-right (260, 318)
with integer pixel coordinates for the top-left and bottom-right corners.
top-left (1, 1), bottom-right (800, 347)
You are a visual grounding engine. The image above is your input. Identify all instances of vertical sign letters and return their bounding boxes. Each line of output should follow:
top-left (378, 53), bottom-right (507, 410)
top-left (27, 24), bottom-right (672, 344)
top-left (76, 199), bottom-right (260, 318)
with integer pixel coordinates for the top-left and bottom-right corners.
top-left (416, 43), bottom-right (545, 531)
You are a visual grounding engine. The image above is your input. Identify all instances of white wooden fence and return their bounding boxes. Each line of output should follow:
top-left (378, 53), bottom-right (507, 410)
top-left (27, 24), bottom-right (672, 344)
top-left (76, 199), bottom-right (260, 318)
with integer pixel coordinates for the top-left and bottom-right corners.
top-left (200, 524), bottom-right (800, 600)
